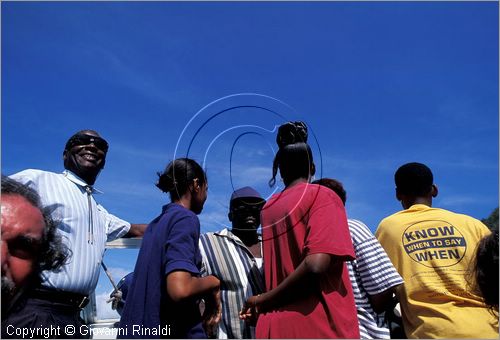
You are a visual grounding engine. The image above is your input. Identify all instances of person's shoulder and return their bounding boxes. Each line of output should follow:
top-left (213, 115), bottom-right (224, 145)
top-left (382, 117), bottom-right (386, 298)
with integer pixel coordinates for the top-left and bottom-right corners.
top-left (200, 229), bottom-right (229, 244)
top-left (348, 219), bottom-right (373, 235)
top-left (200, 230), bottom-right (217, 241)
top-left (376, 211), bottom-right (405, 235)
top-left (379, 209), bottom-right (405, 223)
top-left (305, 183), bottom-right (342, 202)
top-left (10, 168), bottom-right (54, 178)
top-left (439, 208), bottom-right (488, 227)
top-left (9, 169), bottom-right (63, 187)
top-left (166, 203), bottom-right (198, 223)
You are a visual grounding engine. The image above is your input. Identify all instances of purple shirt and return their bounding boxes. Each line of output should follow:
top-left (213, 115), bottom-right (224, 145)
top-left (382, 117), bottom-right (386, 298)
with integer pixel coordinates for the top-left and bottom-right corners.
top-left (118, 203), bottom-right (205, 339)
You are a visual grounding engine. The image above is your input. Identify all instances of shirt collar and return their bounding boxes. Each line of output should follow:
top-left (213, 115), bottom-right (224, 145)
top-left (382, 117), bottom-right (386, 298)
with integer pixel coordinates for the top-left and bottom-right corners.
top-left (408, 204), bottom-right (431, 211)
top-left (62, 170), bottom-right (103, 194)
top-left (214, 228), bottom-right (262, 243)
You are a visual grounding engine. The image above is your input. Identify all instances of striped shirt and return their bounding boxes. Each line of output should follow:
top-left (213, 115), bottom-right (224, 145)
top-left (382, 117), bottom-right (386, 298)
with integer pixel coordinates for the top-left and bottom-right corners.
top-left (347, 219), bottom-right (404, 339)
top-left (199, 229), bottom-right (265, 339)
top-left (10, 169), bottom-right (130, 295)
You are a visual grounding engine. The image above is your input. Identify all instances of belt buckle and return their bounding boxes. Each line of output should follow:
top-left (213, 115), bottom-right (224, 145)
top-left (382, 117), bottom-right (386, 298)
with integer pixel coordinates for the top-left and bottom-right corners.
top-left (78, 296), bottom-right (89, 309)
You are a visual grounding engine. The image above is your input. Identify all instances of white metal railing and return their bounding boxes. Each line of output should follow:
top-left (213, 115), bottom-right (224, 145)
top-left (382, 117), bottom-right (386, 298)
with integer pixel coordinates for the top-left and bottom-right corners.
top-left (82, 237), bottom-right (142, 338)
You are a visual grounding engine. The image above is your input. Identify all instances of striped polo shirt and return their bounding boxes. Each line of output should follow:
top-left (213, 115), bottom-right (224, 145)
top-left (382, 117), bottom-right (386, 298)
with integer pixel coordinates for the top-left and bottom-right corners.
top-left (347, 219), bottom-right (404, 339)
top-left (199, 229), bottom-right (265, 339)
top-left (10, 169), bottom-right (130, 295)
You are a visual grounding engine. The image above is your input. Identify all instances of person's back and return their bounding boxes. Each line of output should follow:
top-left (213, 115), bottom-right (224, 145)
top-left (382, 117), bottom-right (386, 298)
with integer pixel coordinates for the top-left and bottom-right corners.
top-left (240, 122), bottom-right (359, 339)
top-left (259, 181), bottom-right (358, 338)
top-left (376, 162), bottom-right (497, 338)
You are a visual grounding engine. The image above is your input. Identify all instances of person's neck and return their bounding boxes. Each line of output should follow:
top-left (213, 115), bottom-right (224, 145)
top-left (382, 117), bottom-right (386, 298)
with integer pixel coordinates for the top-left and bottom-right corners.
top-left (175, 195), bottom-right (192, 211)
top-left (231, 227), bottom-right (259, 247)
top-left (284, 177), bottom-right (308, 189)
top-left (403, 197), bottom-right (432, 209)
top-left (66, 168), bottom-right (97, 186)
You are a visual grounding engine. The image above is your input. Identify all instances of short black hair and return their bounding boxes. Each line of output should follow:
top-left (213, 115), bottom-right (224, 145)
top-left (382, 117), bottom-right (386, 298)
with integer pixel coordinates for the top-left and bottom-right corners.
top-left (395, 162), bottom-right (434, 196)
top-left (312, 178), bottom-right (347, 205)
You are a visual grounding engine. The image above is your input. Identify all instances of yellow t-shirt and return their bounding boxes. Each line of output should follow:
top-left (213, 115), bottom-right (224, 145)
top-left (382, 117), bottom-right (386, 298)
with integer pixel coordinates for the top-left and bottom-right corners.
top-left (376, 204), bottom-right (498, 338)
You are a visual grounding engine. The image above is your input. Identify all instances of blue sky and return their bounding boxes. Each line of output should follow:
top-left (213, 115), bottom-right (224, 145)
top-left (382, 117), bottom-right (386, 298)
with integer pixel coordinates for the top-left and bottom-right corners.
top-left (2, 1), bottom-right (498, 319)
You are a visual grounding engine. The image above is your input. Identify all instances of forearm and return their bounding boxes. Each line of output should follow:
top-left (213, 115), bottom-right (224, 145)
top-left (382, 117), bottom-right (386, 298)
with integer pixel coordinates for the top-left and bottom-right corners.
top-left (122, 224), bottom-right (147, 238)
top-left (167, 271), bottom-right (219, 303)
top-left (369, 287), bottom-right (398, 314)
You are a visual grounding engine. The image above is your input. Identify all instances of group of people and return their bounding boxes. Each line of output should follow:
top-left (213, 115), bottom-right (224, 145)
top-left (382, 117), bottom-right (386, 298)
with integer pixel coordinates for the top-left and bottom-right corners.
top-left (1, 123), bottom-right (498, 339)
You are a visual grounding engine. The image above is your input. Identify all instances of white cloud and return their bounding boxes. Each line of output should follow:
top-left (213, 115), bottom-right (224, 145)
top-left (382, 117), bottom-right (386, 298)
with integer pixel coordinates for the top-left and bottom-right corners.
top-left (95, 292), bottom-right (120, 320)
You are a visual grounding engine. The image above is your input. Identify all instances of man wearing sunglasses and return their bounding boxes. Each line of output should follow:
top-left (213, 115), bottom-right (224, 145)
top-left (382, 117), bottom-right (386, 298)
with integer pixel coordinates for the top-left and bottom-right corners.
top-left (1, 176), bottom-right (69, 337)
top-left (8, 130), bottom-right (146, 338)
top-left (199, 187), bottom-right (266, 339)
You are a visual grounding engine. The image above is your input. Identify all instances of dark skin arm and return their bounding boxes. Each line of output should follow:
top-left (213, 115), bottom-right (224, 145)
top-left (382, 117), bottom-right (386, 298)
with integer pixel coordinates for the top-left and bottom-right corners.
top-left (240, 253), bottom-right (348, 319)
top-left (122, 223), bottom-right (147, 238)
top-left (167, 271), bottom-right (222, 328)
top-left (368, 286), bottom-right (401, 314)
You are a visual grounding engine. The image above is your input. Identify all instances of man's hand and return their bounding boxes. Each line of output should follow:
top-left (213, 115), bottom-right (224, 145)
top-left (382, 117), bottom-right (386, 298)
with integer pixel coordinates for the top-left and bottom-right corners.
top-left (202, 287), bottom-right (221, 338)
top-left (106, 289), bottom-right (123, 310)
top-left (239, 294), bottom-right (262, 326)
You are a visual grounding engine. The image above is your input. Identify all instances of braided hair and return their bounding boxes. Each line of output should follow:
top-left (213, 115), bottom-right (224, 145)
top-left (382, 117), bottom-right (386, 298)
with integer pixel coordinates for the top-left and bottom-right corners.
top-left (269, 121), bottom-right (315, 187)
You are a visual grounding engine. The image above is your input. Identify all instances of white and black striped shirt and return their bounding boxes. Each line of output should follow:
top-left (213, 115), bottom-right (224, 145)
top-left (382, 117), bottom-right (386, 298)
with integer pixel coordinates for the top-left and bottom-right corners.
top-left (199, 229), bottom-right (265, 339)
top-left (347, 219), bottom-right (404, 339)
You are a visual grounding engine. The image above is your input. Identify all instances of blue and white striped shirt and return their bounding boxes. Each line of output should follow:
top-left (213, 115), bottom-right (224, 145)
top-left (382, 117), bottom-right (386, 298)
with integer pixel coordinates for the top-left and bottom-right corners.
top-left (199, 229), bottom-right (265, 339)
top-left (347, 219), bottom-right (404, 339)
top-left (10, 169), bottom-right (130, 295)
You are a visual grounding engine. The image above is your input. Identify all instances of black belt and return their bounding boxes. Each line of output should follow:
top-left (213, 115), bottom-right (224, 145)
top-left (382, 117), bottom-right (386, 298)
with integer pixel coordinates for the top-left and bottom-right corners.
top-left (32, 287), bottom-right (90, 309)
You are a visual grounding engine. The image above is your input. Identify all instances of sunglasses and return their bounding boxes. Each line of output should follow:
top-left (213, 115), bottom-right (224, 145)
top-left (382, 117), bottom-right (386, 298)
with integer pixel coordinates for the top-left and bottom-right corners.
top-left (231, 203), bottom-right (264, 214)
top-left (5, 235), bottom-right (42, 260)
top-left (67, 134), bottom-right (109, 152)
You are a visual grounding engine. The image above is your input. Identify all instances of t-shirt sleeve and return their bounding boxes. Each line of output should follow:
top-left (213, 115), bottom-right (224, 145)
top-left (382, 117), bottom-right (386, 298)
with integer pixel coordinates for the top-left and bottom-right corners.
top-left (164, 214), bottom-right (200, 276)
top-left (97, 205), bottom-right (131, 241)
top-left (349, 219), bottom-right (403, 295)
top-left (304, 189), bottom-right (355, 259)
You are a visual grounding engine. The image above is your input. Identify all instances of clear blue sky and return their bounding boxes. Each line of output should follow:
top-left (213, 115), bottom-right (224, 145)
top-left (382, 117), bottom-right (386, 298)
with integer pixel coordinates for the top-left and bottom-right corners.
top-left (2, 1), bottom-right (498, 319)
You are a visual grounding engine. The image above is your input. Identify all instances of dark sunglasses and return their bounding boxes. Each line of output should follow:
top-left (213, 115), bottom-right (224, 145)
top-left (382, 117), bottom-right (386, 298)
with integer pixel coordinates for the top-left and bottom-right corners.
top-left (6, 235), bottom-right (42, 260)
top-left (231, 203), bottom-right (263, 214)
top-left (66, 134), bottom-right (109, 152)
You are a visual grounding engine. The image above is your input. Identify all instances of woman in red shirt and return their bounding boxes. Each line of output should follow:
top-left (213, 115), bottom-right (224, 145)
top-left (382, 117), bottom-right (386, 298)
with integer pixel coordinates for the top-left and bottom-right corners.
top-left (240, 121), bottom-right (360, 338)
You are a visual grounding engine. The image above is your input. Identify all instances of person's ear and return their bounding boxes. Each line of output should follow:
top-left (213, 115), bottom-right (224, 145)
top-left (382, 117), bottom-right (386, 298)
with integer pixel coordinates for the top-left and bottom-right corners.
top-left (310, 163), bottom-right (316, 177)
top-left (431, 184), bottom-right (438, 198)
top-left (228, 211), bottom-right (233, 222)
top-left (192, 178), bottom-right (200, 192)
top-left (396, 188), bottom-right (402, 201)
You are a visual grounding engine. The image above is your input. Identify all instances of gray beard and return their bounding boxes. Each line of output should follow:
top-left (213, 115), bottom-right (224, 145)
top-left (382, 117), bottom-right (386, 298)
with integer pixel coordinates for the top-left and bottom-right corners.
top-left (1, 275), bottom-right (16, 307)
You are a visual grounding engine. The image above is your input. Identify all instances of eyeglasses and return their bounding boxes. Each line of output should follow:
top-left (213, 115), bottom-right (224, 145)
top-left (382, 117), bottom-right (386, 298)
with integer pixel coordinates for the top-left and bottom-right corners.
top-left (67, 134), bottom-right (109, 152)
top-left (231, 203), bottom-right (263, 214)
top-left (3, 235), bottom-right (42, 260)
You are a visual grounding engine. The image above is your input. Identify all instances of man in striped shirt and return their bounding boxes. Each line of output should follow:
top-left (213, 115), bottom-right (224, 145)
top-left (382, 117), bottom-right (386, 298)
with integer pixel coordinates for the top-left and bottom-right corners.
top-left (7, 130), bottom-right (146, 338)
top-left (200, 187), bottom-right (266, 338)
top-left (313, 178), bottom-right (404, 339)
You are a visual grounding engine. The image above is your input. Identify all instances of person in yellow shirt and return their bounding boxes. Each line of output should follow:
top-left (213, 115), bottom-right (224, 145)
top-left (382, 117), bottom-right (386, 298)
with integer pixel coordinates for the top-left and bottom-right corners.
top-left (375, 162), bottom-right (498, 338)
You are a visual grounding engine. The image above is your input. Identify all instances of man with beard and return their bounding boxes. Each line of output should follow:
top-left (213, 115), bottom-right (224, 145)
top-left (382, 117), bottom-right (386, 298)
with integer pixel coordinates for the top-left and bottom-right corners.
top-left (8, 130), bottom-right (146, 338)
top-left (199, 187), bottom-right (266, 338)
top-left (1, 176), bottom-right (69, 333)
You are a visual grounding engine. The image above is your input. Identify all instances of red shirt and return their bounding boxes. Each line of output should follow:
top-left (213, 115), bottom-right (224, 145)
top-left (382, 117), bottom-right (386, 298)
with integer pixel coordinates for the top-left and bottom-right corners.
top-left (257, 182), bottom-right (359, 338)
